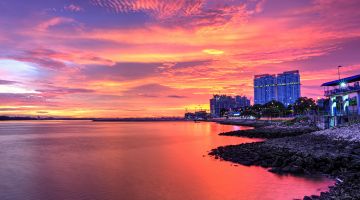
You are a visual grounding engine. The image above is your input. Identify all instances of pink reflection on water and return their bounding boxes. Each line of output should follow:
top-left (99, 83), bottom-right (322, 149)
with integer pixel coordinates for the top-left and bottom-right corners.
top-left (0, 121), bottom-right (334, 200)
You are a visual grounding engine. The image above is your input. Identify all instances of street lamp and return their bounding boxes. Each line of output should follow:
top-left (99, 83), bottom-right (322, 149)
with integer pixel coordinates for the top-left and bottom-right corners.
top-left (340, 81), bottom-right (347, 88)
top-left (338, 65), bottom-right (342, 80)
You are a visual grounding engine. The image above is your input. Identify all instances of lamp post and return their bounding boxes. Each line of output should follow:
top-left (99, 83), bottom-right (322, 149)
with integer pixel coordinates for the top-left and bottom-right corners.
top-left (338, 65), bottom-right (342, 80)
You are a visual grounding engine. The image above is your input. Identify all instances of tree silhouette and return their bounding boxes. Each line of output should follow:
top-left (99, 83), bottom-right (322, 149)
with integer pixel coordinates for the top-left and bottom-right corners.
top-left (293, 97), bottom-right (317, 115)
top-left (262, 100), bottom-right (286, 117)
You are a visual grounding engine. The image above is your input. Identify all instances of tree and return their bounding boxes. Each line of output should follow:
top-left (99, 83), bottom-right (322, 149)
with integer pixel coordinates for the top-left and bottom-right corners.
top-left (293, 97), bottom-right (317, 115)
top-left (262, 100), bottom-right (286, 117)
top-left (250, 104), bottom-right (263, 119)
top-left (240, 104), bottom-right (262, 119)
top-left (220, 108), bottom-right (229, 117)
top-left (285, 105), bottom-right (294, 116)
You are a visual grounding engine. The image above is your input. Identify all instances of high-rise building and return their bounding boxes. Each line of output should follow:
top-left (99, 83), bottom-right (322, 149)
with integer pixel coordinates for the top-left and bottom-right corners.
top-left (235, 95), bottom-right (251, 108)
top-left (254, 74), bottom-right (277, 105)
top-left (254, 70), bottom-right (301, 105)
top-left (210, 95), bottom-right (235, 117)
top-left (210, 95), bottom-right (250, 117)
top-left (277, 70), bottom-right (301, 106)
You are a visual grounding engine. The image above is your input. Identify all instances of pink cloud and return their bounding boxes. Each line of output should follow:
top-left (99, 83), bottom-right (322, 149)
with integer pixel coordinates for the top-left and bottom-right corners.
top-left (37, 17), bottom-right (76, 31)
top-left (64, 4), bottom-right (84, 12)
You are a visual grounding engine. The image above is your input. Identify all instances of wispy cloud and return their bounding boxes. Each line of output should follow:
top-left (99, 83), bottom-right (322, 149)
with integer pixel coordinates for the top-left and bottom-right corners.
top-left (91, 0), bottom-right (204, 19)
top-left (0, 80), bottom-right (18, 85)
top-left (64, 4), bottom-right (84, 12)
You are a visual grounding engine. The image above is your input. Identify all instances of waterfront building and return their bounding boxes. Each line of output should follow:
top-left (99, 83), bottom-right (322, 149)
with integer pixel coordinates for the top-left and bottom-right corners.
top-left (210, 95), bottom-right (250, 117)
top-left (235, 95), bottom-right (251, 108)
top-left (184, 112), bottom-right (195, 120)
top-left (277, 70), bottom-right (301, 106)
top-left (184, 111), bottom-right (209, 120)
top-left (210, 95), bottom-right (236, 117)
top-left (194, 111), bottom-right (208, 120)
top-left (321, 74), bottom-right (360, 126)
top-left (254, 70), bottom-right (301, 105)
top-left (254, 74), bottom-right (277, 105)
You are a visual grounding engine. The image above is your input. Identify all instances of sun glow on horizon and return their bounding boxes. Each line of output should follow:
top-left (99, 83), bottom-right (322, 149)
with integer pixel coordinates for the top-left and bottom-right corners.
top-left (202, 49), bottom-right (225, 55)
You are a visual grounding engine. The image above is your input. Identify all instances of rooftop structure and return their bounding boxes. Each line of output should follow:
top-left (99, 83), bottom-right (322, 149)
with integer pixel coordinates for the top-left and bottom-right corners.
top-left (322, 74), bottom-right (360, 97)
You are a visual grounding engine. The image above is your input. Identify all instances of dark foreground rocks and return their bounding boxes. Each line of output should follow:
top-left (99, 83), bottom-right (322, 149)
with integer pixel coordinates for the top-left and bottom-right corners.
top-left (210, 133), bottom-right (360, 200)
top-left (219, 125), bottom-right (319, 139)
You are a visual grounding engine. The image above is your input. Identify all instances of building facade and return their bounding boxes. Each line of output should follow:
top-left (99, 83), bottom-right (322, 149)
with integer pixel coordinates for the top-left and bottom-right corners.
top-left (277, 70), bottom-right (301, 106)
top-left (254, 70), bottom-right (301, 105)
top-left (254, 74), bottom-right (277, 105)
top-left (210, 95), bottom-right (250, 117)
top-left (235, 95), bottom-right (251, 108)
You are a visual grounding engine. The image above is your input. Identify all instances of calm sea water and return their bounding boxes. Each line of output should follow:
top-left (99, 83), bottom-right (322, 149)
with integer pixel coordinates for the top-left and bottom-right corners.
top-left (0, 121), bottom-right (333, 200)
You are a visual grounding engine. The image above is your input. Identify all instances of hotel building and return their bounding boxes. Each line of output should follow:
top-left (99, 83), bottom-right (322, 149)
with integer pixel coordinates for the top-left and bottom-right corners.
top-left (254, 70), bottom-right (301, 106)
top-left (254, 74), bottom-right (277, 105)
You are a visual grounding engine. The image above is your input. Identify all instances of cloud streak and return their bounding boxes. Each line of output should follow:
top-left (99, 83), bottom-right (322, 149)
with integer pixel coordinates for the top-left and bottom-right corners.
top-left (0, 80), bottom-right (18, 85)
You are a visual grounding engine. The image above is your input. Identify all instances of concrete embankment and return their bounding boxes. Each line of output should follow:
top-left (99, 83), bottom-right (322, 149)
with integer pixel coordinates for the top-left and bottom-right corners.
top-left (210, 124), bottom-right (360, 199)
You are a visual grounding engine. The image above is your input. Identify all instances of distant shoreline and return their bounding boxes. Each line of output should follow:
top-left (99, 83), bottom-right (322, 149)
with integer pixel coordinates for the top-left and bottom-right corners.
top-left (0, 116), bottom-right (93, 121)
top-left (0, 116), bottom-right (187, 122)
top-left (92, 118), bottom-right (187, 122)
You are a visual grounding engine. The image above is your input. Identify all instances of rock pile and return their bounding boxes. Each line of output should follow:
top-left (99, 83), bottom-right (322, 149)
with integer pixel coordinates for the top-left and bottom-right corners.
top-left (312, 123), bottom-right (360, 142)
top-left (219, 125), bottom-right (319, 138)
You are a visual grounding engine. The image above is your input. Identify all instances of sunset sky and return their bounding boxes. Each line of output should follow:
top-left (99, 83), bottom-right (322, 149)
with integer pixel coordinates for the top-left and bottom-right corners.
top-left (1, 0), bottom-right (360, 117)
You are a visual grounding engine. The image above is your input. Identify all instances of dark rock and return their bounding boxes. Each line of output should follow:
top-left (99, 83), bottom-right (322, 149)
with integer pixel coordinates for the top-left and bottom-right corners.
top-left (303, 196), bottom-right (312, 200)
top-left (289, 166), bottom-right (304, 174)
top-left (219, 125), bottom-right (319, 139)
top-left (310, 195), bottom-right (319, 199)
top-left (272, 157), bottom-right (283, 167)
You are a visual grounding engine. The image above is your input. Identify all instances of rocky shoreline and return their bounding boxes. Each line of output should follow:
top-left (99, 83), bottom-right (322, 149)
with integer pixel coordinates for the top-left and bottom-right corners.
top-left (210, 124), bottom-right (360, 199)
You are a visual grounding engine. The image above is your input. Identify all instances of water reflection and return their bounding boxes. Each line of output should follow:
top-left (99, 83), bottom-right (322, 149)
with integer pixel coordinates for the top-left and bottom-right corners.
top-left (0, 121), bottom-right (332, 200)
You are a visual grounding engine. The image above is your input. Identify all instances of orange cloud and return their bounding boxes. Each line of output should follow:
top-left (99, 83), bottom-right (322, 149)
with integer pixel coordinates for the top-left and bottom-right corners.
top-left (203, 49), bottom-right (224, 55)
